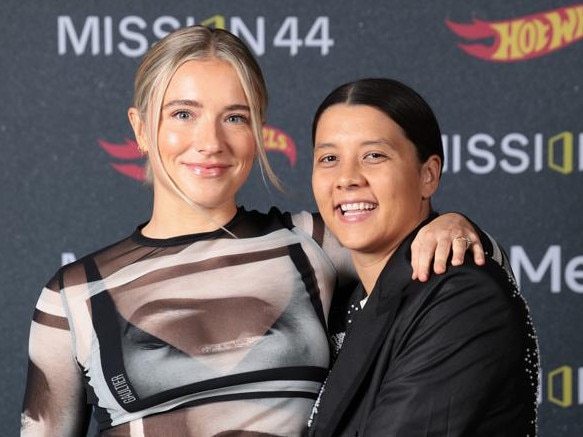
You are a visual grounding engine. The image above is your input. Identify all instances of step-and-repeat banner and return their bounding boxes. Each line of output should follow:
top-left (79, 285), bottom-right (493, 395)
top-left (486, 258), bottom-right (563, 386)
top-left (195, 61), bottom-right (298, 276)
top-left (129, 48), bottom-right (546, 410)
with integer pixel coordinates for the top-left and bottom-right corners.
top-left (2, 1), bottom-right (582, 435)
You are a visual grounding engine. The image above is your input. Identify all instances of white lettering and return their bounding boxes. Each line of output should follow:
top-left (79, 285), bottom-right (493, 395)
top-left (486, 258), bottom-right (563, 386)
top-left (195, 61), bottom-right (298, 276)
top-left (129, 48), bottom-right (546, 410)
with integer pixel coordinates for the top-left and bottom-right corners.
top-left (118, 16), bottom-right (148, 58)
top-left (511, 245), bottom-right (561, 292)
top-left (442, 134), bottom-right (462, 173)
top-left (500, 133), bottom-right (530, 173)
top-left (58, 16), bottom-right (99, 55)
top-left (466, 133), bottom-right (496, 174)
top-left (111, 374), bottom-right (136, 404)
top-left (565, 256), bottom-right (583, 293)
top-left (57, 15), bottom-right (335, 58)
top-left (273, 17), bottom-right (302, 56)
top-left (104, 16), bottom-right (113, 55)
top-left (534, 133), bottom-right (544, 171)
top-left (441, 132), bottom-right (582, 174)
top-left (510, 246), bottom-right (583, 293)
top-left (304, 17), bottom-right (334, 55)
top-left (230, 17), bottom-right (265, 56)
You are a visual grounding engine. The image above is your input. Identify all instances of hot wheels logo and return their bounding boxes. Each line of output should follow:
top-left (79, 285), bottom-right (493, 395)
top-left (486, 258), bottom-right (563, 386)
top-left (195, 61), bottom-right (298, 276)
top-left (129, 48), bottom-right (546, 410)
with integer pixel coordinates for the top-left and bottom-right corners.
top-left (262, 125), bottom-right (297, 166)
top-left (98, 125), bottom-right (297, 182)
top-left (446, 4), bottom-right (583, 61)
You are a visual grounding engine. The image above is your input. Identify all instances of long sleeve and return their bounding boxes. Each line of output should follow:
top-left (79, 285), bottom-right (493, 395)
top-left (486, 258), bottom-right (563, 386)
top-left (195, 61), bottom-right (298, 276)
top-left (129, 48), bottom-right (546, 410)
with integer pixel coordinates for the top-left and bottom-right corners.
top-left (21, 286), bottom-right (90, 437)
top-left (291, 211), bottom-right (357, 283)
top-left (361, 264), bottom-right (536, 436)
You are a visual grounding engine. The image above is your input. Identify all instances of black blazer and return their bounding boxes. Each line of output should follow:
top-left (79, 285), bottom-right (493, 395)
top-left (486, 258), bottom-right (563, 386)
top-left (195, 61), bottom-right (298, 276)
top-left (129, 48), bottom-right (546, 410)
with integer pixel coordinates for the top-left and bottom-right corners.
top-left (308, 219), bottom-right (538, 437)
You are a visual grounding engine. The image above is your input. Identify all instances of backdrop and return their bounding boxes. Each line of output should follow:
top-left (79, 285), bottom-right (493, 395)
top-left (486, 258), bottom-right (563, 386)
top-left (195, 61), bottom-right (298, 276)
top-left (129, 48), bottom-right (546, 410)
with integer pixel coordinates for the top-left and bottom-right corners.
top-left (2, 1), bottom-right (582, 435)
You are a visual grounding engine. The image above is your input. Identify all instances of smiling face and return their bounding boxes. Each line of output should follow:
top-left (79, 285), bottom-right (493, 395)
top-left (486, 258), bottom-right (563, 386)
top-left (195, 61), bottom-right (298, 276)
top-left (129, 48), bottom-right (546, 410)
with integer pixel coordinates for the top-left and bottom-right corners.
top-left (312, 103), bottom-right (440, 262)
top-left (130, 58), bottom-right (256, 229)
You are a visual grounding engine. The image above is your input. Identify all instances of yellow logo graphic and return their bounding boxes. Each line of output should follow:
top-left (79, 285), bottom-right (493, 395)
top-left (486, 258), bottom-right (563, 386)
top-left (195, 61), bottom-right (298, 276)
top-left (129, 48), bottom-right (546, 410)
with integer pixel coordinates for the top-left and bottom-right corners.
top-left (548, 366), bottom-right (573, 407)
top-left (548, 132), bottom-right (574, 174)
top-left (446, 4), bottom-right (583, 61)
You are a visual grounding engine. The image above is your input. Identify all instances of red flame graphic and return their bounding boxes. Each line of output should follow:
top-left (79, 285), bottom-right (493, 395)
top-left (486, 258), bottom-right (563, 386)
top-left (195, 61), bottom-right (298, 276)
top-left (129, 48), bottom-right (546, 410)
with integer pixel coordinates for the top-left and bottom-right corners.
top-left (98, 139), bottom-right (145, 181)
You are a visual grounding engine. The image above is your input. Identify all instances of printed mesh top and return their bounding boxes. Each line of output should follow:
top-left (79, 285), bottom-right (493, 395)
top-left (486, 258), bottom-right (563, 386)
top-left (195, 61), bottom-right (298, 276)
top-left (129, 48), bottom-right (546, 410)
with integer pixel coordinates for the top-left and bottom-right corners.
top-left (21, 207), bottom-right (352, 436)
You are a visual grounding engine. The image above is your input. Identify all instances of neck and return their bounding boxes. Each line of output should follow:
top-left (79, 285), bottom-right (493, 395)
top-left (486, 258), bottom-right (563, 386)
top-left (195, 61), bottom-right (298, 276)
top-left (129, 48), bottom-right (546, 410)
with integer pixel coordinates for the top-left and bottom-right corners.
top-left (351, 249), bottom-right (397, 295)
top-left (143, 194), bottom-right (238, 239)
top-left (352, 212), bottom-right (431, 294)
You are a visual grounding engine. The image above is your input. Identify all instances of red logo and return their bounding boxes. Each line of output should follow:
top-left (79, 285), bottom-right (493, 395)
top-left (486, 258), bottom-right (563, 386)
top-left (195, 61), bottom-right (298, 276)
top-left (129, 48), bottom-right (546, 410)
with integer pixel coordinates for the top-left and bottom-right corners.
top-left (262, 125), bottom-right (297, 166)
top-left (99, 125), bottom-right (297, 182)
top-left (446, 4), bottom-right (583, 61)
top-left (98, 138), bottom-right (145, 181)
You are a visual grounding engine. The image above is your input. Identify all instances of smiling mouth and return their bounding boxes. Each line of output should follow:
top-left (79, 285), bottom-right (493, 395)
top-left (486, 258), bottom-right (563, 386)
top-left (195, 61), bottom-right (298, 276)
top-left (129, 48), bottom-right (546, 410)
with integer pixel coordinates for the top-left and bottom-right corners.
top-left (339, 202), bottom-right (378, 216)
top-left (187, 163), bottom-right (231, 177)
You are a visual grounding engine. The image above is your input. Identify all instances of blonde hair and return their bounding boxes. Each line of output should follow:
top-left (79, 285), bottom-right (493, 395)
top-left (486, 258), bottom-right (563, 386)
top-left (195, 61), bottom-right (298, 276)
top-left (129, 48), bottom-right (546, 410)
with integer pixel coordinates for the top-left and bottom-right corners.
top-left (132, 25), bottom-right (283, 200)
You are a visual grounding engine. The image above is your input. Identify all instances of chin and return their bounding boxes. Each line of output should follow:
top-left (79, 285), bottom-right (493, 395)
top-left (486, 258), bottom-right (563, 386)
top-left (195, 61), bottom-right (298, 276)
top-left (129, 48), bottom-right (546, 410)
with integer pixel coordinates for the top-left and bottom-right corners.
top-left (337, 237), bottom-right (372, 253)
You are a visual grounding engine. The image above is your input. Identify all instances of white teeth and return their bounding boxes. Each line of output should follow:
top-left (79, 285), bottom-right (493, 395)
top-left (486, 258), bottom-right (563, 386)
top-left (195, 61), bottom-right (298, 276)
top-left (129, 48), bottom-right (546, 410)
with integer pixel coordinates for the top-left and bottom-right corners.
top-left (340, 202), bottom-right (376, 212)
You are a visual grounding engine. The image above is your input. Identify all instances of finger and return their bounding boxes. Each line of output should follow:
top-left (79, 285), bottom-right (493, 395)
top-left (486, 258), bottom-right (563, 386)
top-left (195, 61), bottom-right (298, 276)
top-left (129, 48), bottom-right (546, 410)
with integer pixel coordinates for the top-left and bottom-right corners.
top-left (432, 238), bottom-right (452, 274)
top-left (410, 235), bottom-right (437, 282)
top-left (471, 239), bottom-right (486, 265)
top-left (450, 237), bottom-right (470, 266)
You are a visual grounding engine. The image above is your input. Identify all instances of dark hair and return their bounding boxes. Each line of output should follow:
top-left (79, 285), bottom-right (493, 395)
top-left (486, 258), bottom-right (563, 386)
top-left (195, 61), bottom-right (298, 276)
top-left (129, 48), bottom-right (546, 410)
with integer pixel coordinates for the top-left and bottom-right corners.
top-left (312, 78), bottom-right (444, 168)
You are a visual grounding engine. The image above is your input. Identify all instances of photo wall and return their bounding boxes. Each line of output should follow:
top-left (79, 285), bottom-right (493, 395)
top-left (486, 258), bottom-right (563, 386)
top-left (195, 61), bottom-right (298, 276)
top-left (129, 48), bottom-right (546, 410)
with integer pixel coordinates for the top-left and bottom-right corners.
top-left (2, 1), bottom-right (582, 435)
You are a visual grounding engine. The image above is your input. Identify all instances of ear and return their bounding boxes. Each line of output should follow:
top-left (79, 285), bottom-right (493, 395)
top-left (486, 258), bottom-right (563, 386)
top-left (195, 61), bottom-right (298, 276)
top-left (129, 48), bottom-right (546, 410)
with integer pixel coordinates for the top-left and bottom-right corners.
top-left (420, 155), bottom-right (441, 199)
top-left (128, 107), bottom-right (149, 155)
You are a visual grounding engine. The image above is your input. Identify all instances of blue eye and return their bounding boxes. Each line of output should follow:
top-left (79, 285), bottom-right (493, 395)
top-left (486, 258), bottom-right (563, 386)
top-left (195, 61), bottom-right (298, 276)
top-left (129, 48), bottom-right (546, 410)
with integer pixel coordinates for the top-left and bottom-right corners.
top-left (226, 114), bottom-right (249, 123)
top-left (172, 110), bottom-right (191, 120)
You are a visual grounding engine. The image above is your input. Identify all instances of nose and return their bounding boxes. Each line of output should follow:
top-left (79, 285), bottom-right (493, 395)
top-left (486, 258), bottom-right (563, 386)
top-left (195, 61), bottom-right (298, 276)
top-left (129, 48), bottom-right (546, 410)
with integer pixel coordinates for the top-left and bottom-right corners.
top-left (196, 118), bottom-right (223, 155)
top-left (336, 160), bottom-right (365, 190)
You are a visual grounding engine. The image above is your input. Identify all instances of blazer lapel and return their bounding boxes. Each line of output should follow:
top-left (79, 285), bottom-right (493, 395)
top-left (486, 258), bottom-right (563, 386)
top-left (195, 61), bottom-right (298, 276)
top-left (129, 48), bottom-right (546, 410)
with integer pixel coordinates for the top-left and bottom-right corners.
top-left (310, 212), bottom-right (440, 437)
top-left (312, 237), bottom-right (416, 436)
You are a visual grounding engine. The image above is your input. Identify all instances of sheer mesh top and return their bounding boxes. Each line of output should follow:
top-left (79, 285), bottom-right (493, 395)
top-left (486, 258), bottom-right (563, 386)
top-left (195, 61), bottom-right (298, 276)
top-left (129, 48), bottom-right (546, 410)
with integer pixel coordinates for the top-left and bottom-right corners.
top-left (22, 208), bottom-right (349, 436)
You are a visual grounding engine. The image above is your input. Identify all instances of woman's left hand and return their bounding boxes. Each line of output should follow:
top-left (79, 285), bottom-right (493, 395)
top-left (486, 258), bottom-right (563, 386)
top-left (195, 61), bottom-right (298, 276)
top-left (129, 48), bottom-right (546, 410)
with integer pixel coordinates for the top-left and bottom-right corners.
top-left (411, 213), bottom-right (485, 282)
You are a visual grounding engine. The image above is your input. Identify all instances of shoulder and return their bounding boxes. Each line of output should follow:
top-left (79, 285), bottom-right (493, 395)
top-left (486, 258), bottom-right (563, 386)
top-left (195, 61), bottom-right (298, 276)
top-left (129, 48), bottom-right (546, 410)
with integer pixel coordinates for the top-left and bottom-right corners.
top-left (252, 208), bottom-right (325, 244)
top-left (378, 224), bottom-right (528, 336)
top-left (396, 256), bottom-right (532, 348)
top-left (289, 210), bottom-right (320, 229)
top-left (289, 211), bottom-right (326, 246)
top-left (46, 232), bottom-right (136, 291)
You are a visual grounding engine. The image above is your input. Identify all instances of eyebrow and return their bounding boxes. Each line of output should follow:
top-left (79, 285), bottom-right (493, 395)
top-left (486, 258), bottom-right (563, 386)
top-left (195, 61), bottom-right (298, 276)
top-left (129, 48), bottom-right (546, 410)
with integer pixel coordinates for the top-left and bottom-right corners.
top-left (361, 138), bottom-right (395, 148)
top-left (162, 99), bottom-right (251, 113)
top-left (314, 138), bottom-right (395, 150)
top-left (314, 142), bottom-right (335, 151)
top-left (162, 99), bottom-right (202, 110)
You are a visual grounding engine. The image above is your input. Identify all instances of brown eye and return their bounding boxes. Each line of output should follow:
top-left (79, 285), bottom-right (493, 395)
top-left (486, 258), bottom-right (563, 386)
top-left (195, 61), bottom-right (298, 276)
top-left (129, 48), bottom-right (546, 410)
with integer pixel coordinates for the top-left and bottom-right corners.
top-left (364, 152), bottom-right (388, 162)
top-left (319, 155), bottom-right (337, 163)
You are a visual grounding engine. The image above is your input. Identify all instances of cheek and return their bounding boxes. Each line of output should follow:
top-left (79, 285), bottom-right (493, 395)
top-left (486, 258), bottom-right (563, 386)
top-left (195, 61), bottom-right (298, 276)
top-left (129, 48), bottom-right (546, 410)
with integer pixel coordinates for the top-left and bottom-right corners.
top-left (244, 141), bottom-right (257, 162)
top-left (311, 173), bottom-right (329, 205)
top-left (233, 134), bottom-right (256, 161)
top-left (158, 128), bottom-right (186, 156)
top-left (311, 173), bottom-right (321, 199)
top-left (387, 177), bottom-right (424, 209)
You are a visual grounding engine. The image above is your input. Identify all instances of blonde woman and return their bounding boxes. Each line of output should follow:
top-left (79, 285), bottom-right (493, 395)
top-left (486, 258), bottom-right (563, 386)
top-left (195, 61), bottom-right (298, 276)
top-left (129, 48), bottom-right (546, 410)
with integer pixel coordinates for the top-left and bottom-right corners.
top-left (21, 27), bottom-right (483, 436)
